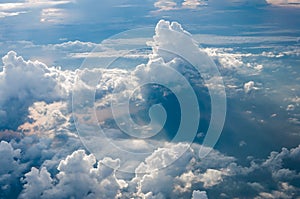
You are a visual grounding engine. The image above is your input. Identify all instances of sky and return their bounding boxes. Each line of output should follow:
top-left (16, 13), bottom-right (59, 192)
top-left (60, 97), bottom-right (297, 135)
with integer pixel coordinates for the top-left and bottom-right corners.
top-left (0, 0), bottom-right (300, 198)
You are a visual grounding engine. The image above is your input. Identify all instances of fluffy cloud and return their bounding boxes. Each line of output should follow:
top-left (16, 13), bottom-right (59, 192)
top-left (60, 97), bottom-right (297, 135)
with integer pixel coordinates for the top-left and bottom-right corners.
top-left (0, 51), bottom-right (73, 130)
top-left (192, 190), bottom-right (208, 199)
top-left (20, 150), bottom-right (123, 199)
top-left (0, 134), bottom-right (83, 198)
top-left (1, 134), bottom-right (299, 198)
top-left (18, 101), bottom-right (73, 137)
top-left (20, 167), bottom-right (53, 199)
top-left (0, 141), bottom-right (24, 198)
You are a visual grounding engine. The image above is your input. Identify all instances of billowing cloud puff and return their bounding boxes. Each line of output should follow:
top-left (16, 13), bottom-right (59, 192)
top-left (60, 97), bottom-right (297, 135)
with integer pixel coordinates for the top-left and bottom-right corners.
top-left (20, 150), bottom-right (123, 199)
top-left (0, 141), bottom-right (24, 198)
top-left (0, 135), bottom-right (83, 198)
top-left (192, 190), bottom-right (208, 199)
top-left (0, 51), bottom-right (73, 130)
top-left (1, 133), bottom-right (299, 198)
top-left (20, 167), bottom-right (53, 199)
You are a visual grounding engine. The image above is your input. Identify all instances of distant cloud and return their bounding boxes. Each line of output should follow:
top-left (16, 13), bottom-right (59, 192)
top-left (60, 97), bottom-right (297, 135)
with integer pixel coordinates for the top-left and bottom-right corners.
top-left (0, 0), bottom-right (74, 22)
top-left (266, 0), bottom-right (300, 7)
top-left (40, 8), bottom-right (65, 23)
top-left (192, 190), bottom-right (208, 199)
top-left (0, 0), bottom-right (72, 11)
top-left (244, 81), bottom-right (258, 94)
top-left (182, 0), bottom-right (208, 9)
top-left (154, 0), bottom-right (178, 11)
top-left (286, 104), bottom-right (295, 111)
top-left (154, 0), bottom-right (269, 11)
top-left (0, 11), bottom-right (26, 18)
top-left (154, 0), bottom-right (207, 11)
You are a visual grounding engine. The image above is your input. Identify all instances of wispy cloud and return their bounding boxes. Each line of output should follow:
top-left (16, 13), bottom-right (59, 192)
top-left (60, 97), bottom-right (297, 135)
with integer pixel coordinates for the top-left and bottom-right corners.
top-left (0, 11), bottom-right (26, 18)
top-left (266, 0), bottom-right (300, 7)
top-left (0, 0), bottom-right (73, 21)
top-left (154, 0), bottom-right (207, 11)
top-left (0, 0), bottom-right (72, 11)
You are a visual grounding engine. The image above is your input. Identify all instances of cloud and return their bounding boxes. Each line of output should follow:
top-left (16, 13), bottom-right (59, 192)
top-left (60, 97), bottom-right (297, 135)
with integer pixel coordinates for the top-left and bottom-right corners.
top-left (20, 167), bottom-right (53, 199)
top-left (182, 0), bottom-right (208, 9)
top-left (0, 141), bottom-right (21, 176)
top-left (192, 190), bottom-right (208, 199)
top-left (154, 0), bottom-right (208, 11)
top-left (0, 19), bottom-right (300, 198)
top-left (129, 143), bottom-right (237, 198)
top-left (244, 81), bottom-right (258, 94)
top-left (154, 0), bottom-right (178, 11)
top-left (1, 130), bottom-right (300, 198)
top-left (286, 104), bottom-right (295, 111)
top-left (0, 133), bottom-right (83, 198)
top-left (20, 150), bottom-right (123, 199)
top-left (0, 140), bottom-right (25, 198)
top-left (18, 101), bottom-right (73, 137)
top-left (0, 0), bottom-right (74, 23)
top-left (0, 0), bottom-right (72, 11)
top-left (0, 11), bottom-right (25, 18)
top-left (266, 0), bottom-right (300, 7)
top-left (200, 169), bottom-right (227, 188)
top-left (0, 51), bottom-right (73, 130)
top-left (40, 8), bottom-right (65, 23)
top-left (153, 0), bottom-right (268, 11)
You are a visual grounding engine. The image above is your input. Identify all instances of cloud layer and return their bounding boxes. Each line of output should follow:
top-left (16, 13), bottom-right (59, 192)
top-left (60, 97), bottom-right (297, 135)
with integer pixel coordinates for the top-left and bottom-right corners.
top-left (0, 19), bottom-right (299, 198)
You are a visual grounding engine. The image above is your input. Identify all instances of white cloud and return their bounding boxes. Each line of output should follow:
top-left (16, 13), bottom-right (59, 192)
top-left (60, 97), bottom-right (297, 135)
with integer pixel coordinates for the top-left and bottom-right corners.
top-left (266, 0), bottom-right (300, 7)
top-left (0, 51), bottom-right (73, 130)
top-left (18, 101), bottom-right (73, 137)
top-left (0, 0), bottom-right (74, 22)
top-left (286, 104), bottom-right (295, 111)
top-left (0, 19), bottom-right (299, 198)
top-left (192, 190), bottom-right (208, 199)
top-left (20, 150), bottom-right (123, 199)
top-left (200, 169), bottom-right (227, 188)
top-left (182, 0), bottom-right (207, 9)
top-left (154, 0), bottom-right (178, 11)
top-left (20, 167), bottom-right (53, 199)
top-left (0, 141), bottom-right (21, 175)
top-left (1, 133), bottom-right (299, 198)
top-left (154, 0), bottom-right (208, 11)
top-left (0, 140), bottom-right (26, 197)
top-left (0, 11), bottom-right (25, 18)
top-left (244, 81), bottom-right (258, 94)
top-left (0, 0), bottom-right (72, 11)
top-left (40, 8), bottom-right (65, 23)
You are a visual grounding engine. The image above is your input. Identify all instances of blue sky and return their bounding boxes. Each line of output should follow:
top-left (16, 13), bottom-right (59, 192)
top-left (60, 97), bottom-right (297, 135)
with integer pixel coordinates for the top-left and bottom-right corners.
top-left (0, 0), bottom-right (299, 43)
